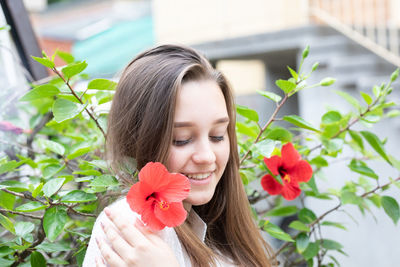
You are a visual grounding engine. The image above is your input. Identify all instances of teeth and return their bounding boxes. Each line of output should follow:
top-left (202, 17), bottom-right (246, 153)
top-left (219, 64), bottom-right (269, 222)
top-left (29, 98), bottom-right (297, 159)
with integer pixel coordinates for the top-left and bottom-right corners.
top-left (185, 173), bottom-right (212, 180)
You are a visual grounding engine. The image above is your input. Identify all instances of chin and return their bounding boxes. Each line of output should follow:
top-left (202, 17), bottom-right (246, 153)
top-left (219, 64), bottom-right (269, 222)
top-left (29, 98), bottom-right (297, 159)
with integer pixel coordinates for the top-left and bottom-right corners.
top-left (185, 191), bottom-right (215, 206)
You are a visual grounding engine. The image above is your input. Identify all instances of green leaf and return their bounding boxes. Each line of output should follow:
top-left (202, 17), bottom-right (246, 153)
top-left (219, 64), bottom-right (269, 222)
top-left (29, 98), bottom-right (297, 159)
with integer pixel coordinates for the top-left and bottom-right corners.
top-left (236, 105), bottom-right (259, 122)
top-left (15, 202), bottom-right (47, 212)
top-left (360, 131), bottom-right (391, 165)
top-left (31, 56), bottom-right (55, 68)
top-left (56, 50), bottom-right (75, 64)
top-left (296, 233), bottom-right (309, 253)
top-left (321, 221), bottom-right (347, 230)
top-left (322, 138), bottom-right (344, 153)
top-left (311, 62), bottom-right (319, 72)
top-left (43, 206), bottom-right (68, 242)
top-left (20, 84), bottom-right (60, 102)
top-left (256, 90), bottom-right (282, 102)
top-left (88, 78), bottom-right (118, 91)
top-left (251, 139), bottom-right (276, 158)
top-left (289, 220), bottom-right (310, 232)
top-left (67, 143), bottom-right (92, 160)
top-left (32, 182), bottom-right (44, 198)
top-left (298, 208), bottom-right (317, 224)
top-left (287, 66), bottom-right (299, 81)
top-left (0, 191), bottom-right (16, 210)
top-left (360, 91), bottom-right (373, 105)
top-left (321, 111), bottom-right (342, 124)
top-left (335, 90), bottom-right (361, 111)
top-left (348, 160), bottom-right (378, 179)
top-left (386, 110), bottom-right (400, 118)
top-left (0, 160), bottom-right (24, 174)
top-left (302, 242), bottom-right (319, 260)
top-left (276, 79), bottom-right (296, 94)
top-left (73, 169), bottom-right (102, 176)
top-left (265, 127), bottom-right (293, 142)
top-left (283, 115), bottom-right (320, 132)
top-left (0, 246), bottom-right (14, 257)
top-left (61, 190), bottom-right (97, 203)
top-left (37, 139), bottom-right (65, 155)
top-left (15, 221), bottom-right (35, 238)
top-left (321, 239), bottom-right (343, 250)
top-left (263, 222), bottom-right (294, 242)
top-left (43, 164), bottom-right (65, 179)
top-left (236, 122), bottom-right (258, 138)
top-left (373, 85), bottom-right (381, 97)
top-left (61, 61), bottom-right (88, 79)
top-left (43, 178), bottom-right (65, 198)
top-left (302, 45), bottom-right (309, 59)
top-left (52, 98), bottom-right (86, 123)
top-left (36, 241), bottom-right (71, 252)
top-left (31, 251), bottom-right (47, 267)
top-left (265, 205), bottom-right (298, 217)
top-left (320, 77), bottom-right (336, 86)
top-left (0, 257), bottom-right (13, 266)
top-left (390, 68), bottom-right (399, 82)
top-left (349, 130), bottom-right (364, 150)
top-left (89, 175), bottom-right (119, 187)
top-left (0, 213), bottom-right (15, 234)
top-left (381, 196), bottom-right (400, 225)
top-left (341, 191), bottom-right (362, 205)
top-left (310, 156), bottom-right (328, 167)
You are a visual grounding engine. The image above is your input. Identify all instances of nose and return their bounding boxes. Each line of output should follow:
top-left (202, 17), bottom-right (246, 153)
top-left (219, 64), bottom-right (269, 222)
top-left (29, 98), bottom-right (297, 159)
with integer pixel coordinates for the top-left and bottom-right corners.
top-left (192, 139), bottom-right (216, 164)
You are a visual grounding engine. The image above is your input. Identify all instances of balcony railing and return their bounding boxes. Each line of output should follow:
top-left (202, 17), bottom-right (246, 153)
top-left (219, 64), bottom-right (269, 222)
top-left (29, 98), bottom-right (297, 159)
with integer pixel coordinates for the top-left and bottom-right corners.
top-left (308, 0), bottom-right (400, 66)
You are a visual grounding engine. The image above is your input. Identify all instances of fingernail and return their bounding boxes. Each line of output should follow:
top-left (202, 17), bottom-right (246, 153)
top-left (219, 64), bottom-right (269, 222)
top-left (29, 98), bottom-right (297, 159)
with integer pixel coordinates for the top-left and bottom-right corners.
top-left (104, 207), bottom-right (111, 216)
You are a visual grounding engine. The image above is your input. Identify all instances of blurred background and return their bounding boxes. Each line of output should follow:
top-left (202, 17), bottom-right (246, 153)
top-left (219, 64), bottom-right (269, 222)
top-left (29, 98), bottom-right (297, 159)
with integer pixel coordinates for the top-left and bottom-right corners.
top-left (1, 0), bottom-right (399, 266)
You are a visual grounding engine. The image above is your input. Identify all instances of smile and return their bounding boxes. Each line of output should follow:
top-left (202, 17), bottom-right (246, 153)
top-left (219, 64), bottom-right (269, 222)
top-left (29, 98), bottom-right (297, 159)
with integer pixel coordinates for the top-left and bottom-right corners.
top-left (184, 172), bottom-right (213, 180)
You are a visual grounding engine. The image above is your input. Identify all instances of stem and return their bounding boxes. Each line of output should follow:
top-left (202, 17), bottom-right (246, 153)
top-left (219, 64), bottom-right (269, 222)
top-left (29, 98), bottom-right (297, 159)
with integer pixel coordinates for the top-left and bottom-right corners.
top-left (239, 94), bottom-right (288, 165)
top-left (51, 67), bottom-right (106, 138)
top-left (0, 208), bottom-right (41, 219)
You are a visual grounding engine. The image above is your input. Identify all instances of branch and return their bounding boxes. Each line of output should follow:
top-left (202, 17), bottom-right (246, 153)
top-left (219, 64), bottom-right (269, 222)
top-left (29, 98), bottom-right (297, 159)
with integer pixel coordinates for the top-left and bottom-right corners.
top-left (273, 176), bottom-right (400, 258)
top-left (26, 112), bottom-right (53, 159)
top-left (51, 67), bottom-right (106, 139)
top-left (240, 94), bottom-right (288, 165)
top-left (0, 208), bottom-right (41, 220)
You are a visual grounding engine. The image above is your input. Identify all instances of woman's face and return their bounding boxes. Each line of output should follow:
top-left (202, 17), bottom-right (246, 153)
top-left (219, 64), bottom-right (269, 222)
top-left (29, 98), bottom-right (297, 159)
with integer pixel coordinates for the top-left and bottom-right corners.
top-left (166, 79), bottom-right (230, 207)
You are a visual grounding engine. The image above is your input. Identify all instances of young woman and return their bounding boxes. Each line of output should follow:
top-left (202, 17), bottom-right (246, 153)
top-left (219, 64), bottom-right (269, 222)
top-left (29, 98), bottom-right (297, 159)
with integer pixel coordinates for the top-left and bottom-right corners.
top-left (83, 45), bottom-right (275, 267)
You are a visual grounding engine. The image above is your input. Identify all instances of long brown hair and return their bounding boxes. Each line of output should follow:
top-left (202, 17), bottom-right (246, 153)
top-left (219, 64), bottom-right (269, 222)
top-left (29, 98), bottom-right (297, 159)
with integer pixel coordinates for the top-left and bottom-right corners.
top-left (106, 44), bottom-right (275, 266)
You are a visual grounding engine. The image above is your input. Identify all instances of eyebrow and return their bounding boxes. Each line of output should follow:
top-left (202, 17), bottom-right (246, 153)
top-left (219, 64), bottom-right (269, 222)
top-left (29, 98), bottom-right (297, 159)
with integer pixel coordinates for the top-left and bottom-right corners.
top-left (173, 117), bottom-right (230, 128)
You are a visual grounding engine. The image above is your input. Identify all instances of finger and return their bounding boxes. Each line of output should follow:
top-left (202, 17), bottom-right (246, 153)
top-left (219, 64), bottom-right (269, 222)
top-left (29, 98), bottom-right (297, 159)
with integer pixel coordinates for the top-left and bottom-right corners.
top-left (95, 257), bottom-right (106, 267)
top-left (101, 220), bottom-right (136, 262)
top-left (104, 207), bottom-right (149, 247)
top-left (96, 236), bottom-right (126, 267)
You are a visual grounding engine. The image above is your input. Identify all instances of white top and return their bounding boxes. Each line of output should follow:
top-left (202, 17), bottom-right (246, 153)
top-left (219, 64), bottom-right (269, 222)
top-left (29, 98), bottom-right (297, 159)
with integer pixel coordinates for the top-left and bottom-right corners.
top-left (82, 198), bottom-right (236, 267)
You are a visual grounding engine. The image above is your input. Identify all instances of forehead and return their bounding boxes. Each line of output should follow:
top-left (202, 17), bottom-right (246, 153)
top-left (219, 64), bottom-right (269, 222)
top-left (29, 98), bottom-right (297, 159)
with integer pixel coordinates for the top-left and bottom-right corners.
top-left (174, 80), bottom-right (228, 121)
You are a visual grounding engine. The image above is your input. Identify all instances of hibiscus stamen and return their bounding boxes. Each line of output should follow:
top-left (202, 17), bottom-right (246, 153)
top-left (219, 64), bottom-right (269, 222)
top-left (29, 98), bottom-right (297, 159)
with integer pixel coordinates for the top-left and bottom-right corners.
top-left (158, 200), bottom-right (170, 211)
top-left (282, 174), bottom-right (291, 183)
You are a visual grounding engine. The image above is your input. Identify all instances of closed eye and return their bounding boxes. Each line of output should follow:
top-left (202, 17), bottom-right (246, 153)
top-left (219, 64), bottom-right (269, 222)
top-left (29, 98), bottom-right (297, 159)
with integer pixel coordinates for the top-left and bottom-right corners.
top-left (173, 139), bottom-right (191, 146)
top-left (210, 136), bottom-right (224, 142)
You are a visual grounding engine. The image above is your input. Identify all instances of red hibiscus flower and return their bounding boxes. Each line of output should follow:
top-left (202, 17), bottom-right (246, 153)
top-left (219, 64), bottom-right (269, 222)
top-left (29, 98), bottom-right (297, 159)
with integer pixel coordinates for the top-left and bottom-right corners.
top-left (0, 121), bottom-right (24, 135)
top-left (126, 162), bottom-right (190, 231)
top-left (261, 142), bottom-right (312, 201)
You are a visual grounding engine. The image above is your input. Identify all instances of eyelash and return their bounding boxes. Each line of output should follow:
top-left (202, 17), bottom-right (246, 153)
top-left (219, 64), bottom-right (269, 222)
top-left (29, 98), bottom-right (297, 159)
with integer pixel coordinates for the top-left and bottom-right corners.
top-left (173, 136), bottom-right (225, 146)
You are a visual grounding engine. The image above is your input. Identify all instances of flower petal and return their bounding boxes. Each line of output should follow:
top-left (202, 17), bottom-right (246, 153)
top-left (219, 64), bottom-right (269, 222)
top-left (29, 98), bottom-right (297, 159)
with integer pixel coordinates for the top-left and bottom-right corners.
top-left (141, 200), bottom-right (165, 231)
top-left (126, 183), bottom-right (147, 214)
top-left (263, 156), bottom-right (281, 176)
top-left (281, 143), bottom-right (301, 170)
top-left (154, 202), bottom-right (187, 228)
top-left (139, 162), bottom-right (171, 191)
top-left (157, 173), bottom-right (190, 202)
top-left (281, 183), bottom-right (301, 200)
top-left (289, 160), bottom-right (313, 183)
top-left (261, 174), bottom-right (283, 195)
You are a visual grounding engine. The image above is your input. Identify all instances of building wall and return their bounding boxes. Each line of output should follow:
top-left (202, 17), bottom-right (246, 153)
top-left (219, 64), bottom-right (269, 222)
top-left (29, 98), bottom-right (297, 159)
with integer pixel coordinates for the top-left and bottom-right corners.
top-left (153, 0), bottom-right (309, 44)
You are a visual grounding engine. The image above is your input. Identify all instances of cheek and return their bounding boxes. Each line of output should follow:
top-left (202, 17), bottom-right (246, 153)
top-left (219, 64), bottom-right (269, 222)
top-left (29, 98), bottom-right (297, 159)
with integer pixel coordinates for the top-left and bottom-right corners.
top-left (165, 147), bottom-right (187, 173)
top-left (216, 141), bottom-right (230, 169)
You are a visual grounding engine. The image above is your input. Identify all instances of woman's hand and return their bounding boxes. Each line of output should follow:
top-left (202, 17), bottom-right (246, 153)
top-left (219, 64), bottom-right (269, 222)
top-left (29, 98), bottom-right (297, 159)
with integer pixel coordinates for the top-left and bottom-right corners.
top-left (95, 207), bottom-right (180, 267)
